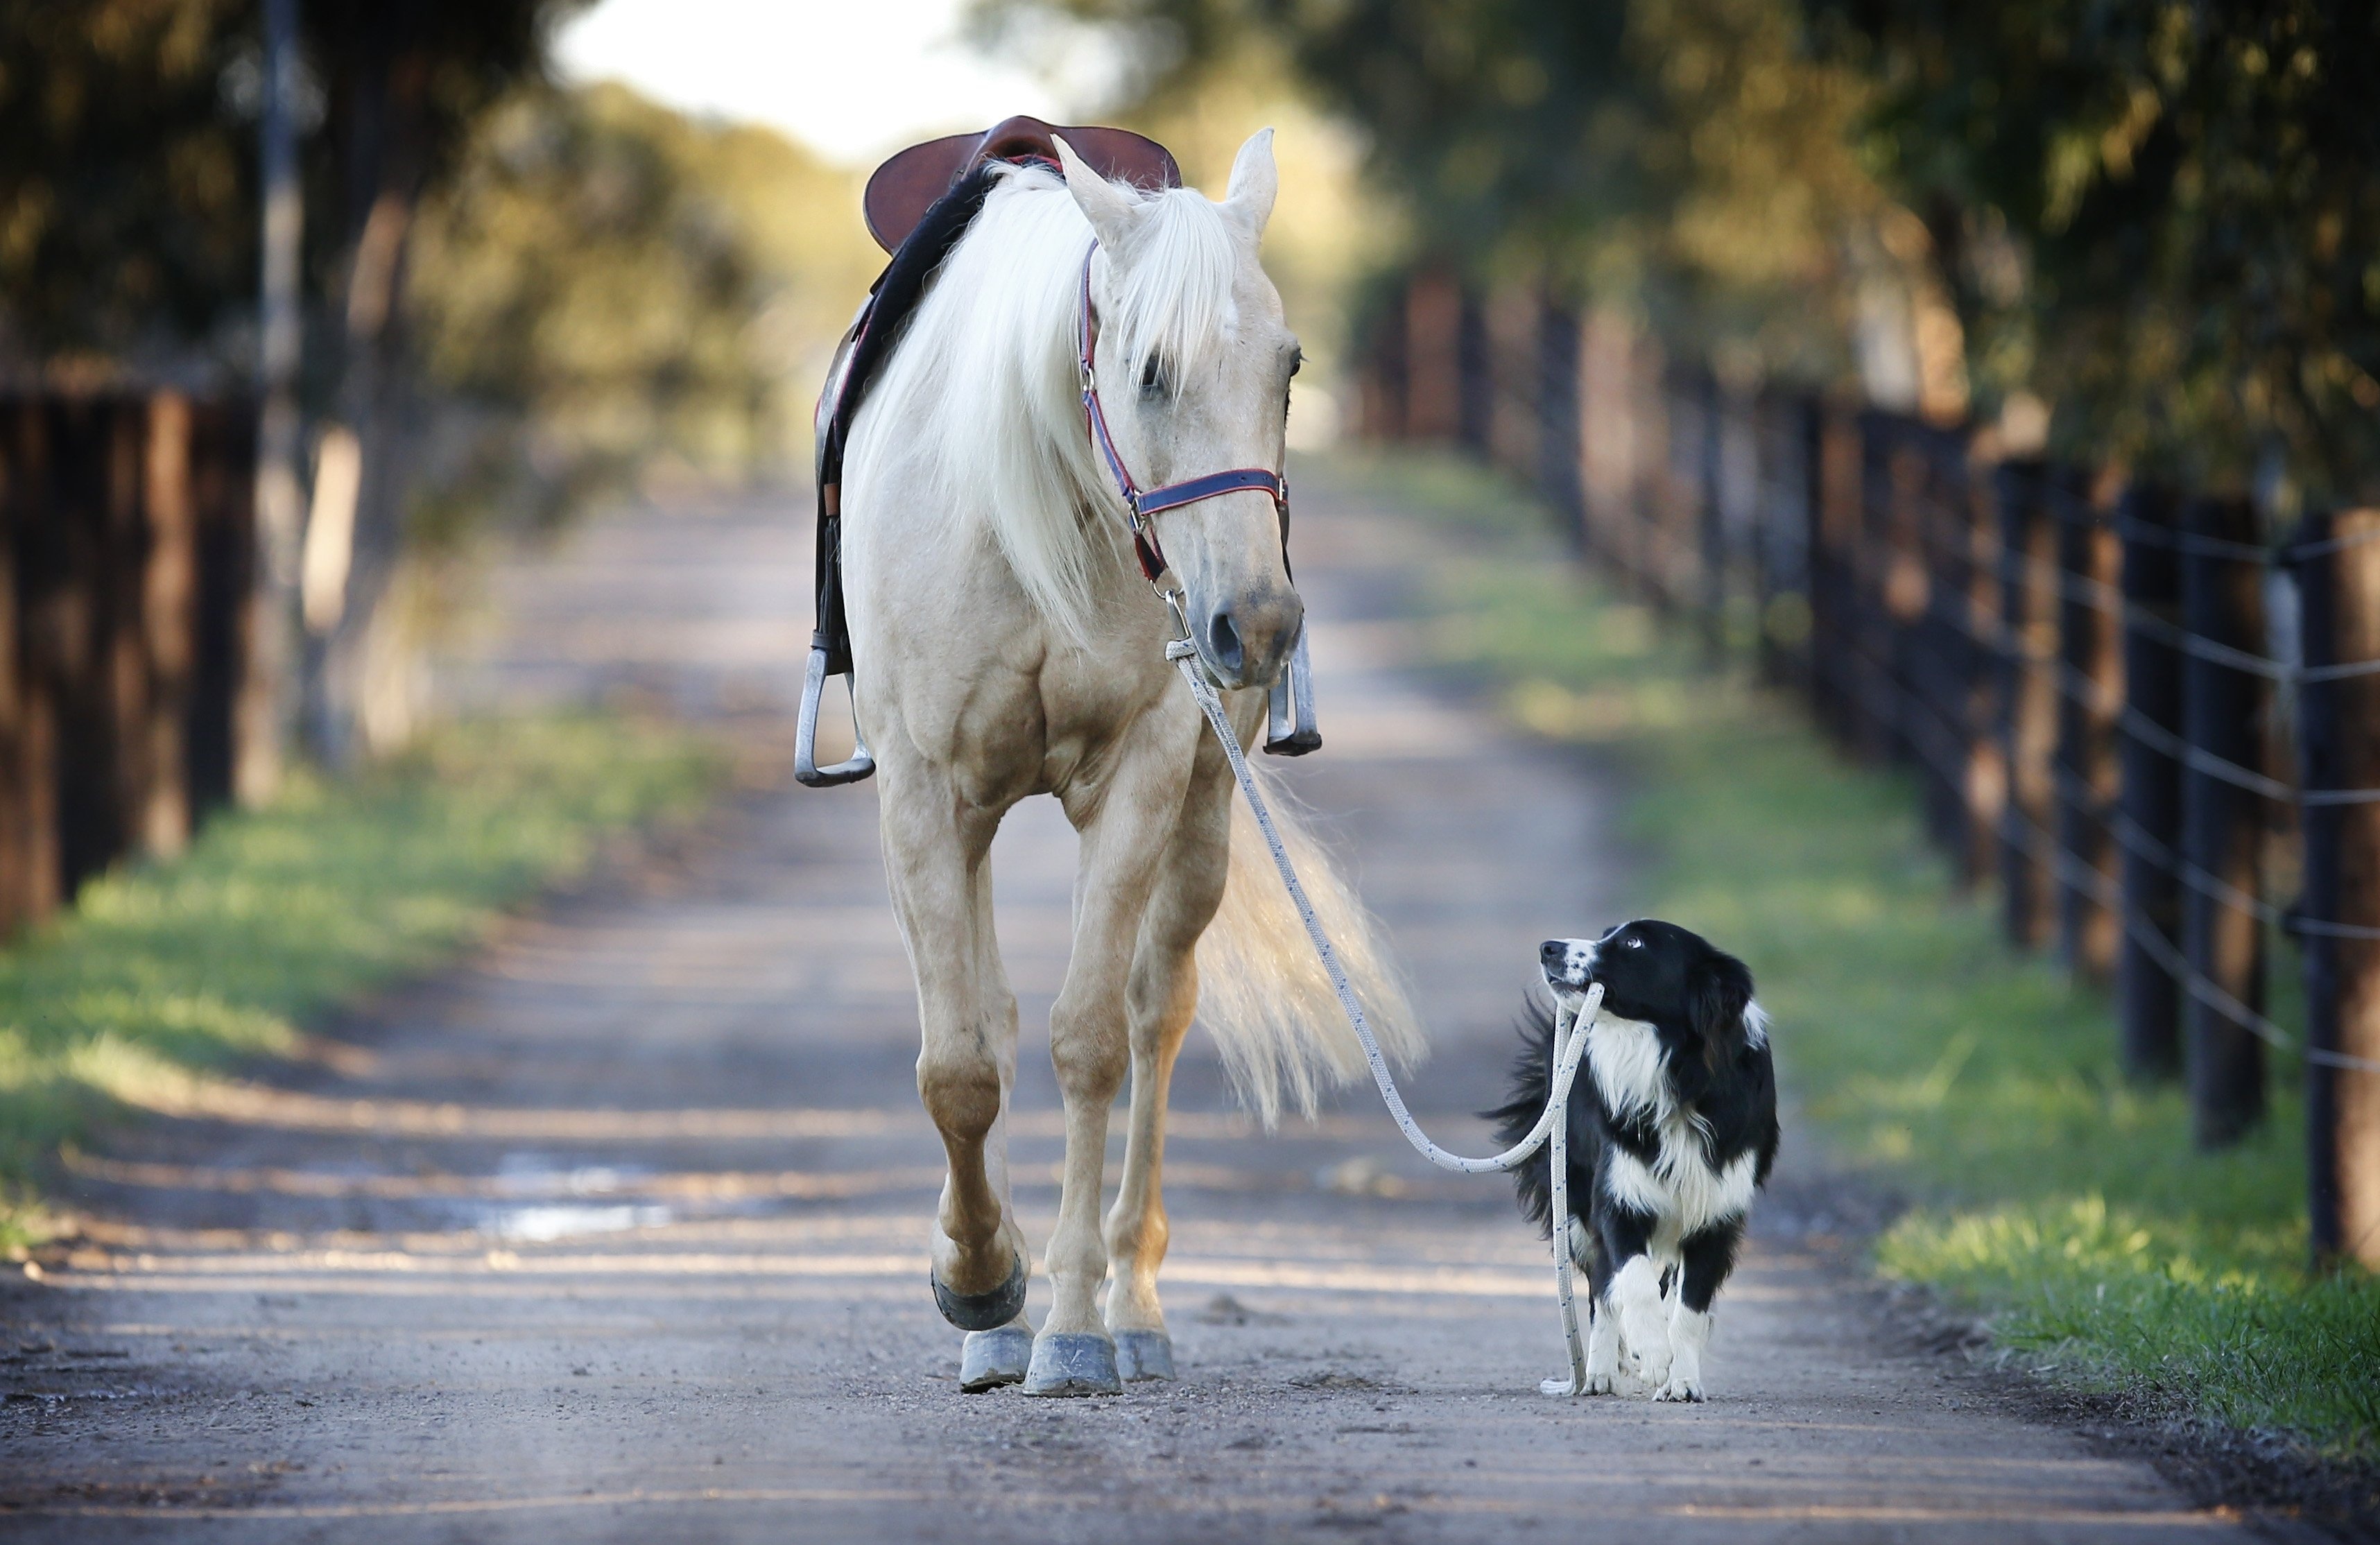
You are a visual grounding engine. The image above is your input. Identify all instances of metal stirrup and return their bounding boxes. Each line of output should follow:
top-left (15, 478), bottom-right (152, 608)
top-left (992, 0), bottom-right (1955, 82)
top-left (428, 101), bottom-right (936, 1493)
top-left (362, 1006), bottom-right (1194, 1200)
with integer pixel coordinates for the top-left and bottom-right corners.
top-left (795, 636), bottom-right (875, 787)
top-left (1264, 623), bottom-right (1320, 756)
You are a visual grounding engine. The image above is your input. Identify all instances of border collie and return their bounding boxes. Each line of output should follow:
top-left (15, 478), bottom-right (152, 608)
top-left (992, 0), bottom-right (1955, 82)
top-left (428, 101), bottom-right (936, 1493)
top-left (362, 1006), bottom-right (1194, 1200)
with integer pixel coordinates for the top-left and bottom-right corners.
top-left (1488, 920), bottom-right (1777, 1401)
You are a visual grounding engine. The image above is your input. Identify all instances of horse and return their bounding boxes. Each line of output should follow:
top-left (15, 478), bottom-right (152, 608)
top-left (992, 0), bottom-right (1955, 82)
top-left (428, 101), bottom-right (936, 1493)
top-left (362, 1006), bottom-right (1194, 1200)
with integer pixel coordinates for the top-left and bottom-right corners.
top-left (840, 129), bottom-right (1424, 1397)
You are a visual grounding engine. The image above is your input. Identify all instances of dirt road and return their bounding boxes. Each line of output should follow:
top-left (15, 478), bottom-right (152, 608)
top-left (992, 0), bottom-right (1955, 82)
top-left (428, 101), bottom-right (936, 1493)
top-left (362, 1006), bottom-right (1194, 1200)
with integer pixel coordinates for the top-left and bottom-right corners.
top-left (0, 478), bottom-right (2250, 1541)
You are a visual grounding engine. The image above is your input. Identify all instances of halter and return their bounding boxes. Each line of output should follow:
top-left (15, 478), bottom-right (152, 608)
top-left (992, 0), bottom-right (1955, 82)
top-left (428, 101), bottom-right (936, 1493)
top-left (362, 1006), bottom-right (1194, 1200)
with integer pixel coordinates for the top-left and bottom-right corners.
top-left (1075, 241), bottom-right (1289, 589)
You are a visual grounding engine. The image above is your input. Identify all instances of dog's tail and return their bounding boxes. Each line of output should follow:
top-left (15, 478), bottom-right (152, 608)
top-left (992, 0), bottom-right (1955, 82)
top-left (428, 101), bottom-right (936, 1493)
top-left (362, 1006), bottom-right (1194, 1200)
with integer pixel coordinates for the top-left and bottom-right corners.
top-left (1193, 770), bottom-right (1427, 1125)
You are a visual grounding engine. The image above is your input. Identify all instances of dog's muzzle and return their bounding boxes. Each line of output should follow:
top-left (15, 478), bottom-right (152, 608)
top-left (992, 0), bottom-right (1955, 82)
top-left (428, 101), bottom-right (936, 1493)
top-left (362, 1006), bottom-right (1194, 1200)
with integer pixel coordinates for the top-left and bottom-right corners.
top-left (1540, 938), bottom-right (1598, 999)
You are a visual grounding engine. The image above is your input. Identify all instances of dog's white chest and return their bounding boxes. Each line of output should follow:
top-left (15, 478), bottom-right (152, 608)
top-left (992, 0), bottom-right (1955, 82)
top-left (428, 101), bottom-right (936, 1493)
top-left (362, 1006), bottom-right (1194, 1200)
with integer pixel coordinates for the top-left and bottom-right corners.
top-left (1588, 1017), bottom-right (1757, 1249)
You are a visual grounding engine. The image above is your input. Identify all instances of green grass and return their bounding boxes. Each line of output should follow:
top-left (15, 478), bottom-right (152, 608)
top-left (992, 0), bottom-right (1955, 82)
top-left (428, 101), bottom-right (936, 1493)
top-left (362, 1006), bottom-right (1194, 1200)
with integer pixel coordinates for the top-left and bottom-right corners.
top-left (1309, 446), bottom-right (2380, 1462)
top-left (0, 712), bottom-right (721, 1248)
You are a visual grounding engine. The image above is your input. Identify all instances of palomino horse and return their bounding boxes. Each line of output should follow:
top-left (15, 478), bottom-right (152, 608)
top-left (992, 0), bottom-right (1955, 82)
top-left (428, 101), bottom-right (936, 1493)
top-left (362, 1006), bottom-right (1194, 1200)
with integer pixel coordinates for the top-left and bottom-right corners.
top-left (840, 130), bottom-right (1422, 1396)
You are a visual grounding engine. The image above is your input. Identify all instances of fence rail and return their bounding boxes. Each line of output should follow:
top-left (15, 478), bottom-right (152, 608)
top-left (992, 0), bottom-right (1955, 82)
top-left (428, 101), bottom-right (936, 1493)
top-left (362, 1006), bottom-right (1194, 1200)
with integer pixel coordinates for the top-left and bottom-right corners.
top-left (1354, 275), bottom-right (2380, 1268)
top-left (0, 392), bottom-right (259, 934)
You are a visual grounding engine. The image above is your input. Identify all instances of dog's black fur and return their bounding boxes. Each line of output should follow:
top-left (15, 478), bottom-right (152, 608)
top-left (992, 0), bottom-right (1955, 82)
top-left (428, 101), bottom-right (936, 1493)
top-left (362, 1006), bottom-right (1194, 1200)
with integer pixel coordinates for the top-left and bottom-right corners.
top-left (1485, 919), bottom-right (1778, 1395)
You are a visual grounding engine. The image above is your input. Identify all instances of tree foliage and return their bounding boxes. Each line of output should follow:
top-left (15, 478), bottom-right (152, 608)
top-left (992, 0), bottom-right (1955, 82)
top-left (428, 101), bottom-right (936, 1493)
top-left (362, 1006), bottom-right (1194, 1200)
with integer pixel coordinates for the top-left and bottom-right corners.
top-left (408, 80), bottom-right (878, 528)
top-left (1012, 0), bottom-right (2380, 496)
top-left (1836, 0), bottom-right (2380, 497)
top-left (0, 0), bottom-right (560, 375)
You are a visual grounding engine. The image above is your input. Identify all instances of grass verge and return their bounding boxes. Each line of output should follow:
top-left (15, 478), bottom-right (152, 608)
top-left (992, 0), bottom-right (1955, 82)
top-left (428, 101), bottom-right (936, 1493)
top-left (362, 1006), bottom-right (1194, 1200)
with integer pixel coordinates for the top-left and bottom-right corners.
top-left (0, 712), bottom-right (721, 1248)
top-left (1309, 447), bottom-right (2379, 1465)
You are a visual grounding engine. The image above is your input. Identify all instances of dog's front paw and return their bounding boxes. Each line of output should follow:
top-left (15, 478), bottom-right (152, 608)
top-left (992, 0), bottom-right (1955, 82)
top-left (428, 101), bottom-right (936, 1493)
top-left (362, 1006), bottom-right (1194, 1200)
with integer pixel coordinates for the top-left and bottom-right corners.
top-left (1624, 1345), bottom-right (1672, 1388)
top-left (1618, 1312), bottom-right (1671, 1386)
top-left (1653, 1370), bottom-right (1703, 1402)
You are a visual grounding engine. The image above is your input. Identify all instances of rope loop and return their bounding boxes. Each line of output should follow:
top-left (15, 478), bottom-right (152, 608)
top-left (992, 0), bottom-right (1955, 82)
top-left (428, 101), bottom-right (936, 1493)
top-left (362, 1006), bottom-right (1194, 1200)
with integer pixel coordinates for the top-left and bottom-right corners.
top-left (1170, 640), bottom-right (1605, 1393)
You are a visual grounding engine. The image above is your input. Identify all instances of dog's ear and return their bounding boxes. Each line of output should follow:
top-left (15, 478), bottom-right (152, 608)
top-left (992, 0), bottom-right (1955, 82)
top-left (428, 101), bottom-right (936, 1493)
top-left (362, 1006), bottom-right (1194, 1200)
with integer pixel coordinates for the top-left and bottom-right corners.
top-left (1689, 949), bottom-right (1756, 1053)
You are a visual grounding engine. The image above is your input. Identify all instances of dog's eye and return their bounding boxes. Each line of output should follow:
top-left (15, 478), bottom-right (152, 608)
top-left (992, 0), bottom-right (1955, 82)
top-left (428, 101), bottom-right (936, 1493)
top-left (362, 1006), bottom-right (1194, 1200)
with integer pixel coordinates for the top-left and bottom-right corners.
top-left (1623, 936), bottom-right (1644, 949)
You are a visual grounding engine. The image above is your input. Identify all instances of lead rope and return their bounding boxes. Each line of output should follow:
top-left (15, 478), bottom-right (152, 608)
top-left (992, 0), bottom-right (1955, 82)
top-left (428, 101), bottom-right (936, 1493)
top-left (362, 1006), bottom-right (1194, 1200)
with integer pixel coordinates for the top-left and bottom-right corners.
top-left (1164, 633), bottom-right (1603, 1397)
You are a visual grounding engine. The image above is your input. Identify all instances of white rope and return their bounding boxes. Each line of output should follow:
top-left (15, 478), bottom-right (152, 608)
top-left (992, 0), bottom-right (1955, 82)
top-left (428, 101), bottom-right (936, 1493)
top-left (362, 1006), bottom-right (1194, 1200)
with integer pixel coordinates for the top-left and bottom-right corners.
top-left (1166, 638), bottom-right (1605, 1396)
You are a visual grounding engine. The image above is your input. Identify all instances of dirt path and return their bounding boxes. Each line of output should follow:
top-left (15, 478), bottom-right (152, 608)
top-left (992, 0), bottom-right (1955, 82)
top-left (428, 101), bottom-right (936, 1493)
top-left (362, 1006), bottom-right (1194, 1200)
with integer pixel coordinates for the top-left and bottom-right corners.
top-left (0, 481), bottom-right (2252, 1542)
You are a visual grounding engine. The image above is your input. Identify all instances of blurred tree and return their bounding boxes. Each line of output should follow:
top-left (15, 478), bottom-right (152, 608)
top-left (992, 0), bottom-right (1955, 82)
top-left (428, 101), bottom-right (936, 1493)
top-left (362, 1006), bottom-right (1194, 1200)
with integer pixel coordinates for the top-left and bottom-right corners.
top-left (1829, 0), bottom-right (2380, 501)
top-left (0, 0), bottom-right (576, 766)
top-left (0, 0), bottom-right (257, 370)
top-left (981, 0), bottom-right (1885, 379)
top-left (408, 80), bottom-right (876, 534)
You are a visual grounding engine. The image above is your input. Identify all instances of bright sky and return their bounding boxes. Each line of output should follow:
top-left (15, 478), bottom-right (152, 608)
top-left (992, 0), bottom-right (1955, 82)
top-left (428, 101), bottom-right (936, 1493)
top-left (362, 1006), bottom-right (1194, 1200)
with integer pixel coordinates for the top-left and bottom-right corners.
top-left (554, 0), bottom-right (1077, 166)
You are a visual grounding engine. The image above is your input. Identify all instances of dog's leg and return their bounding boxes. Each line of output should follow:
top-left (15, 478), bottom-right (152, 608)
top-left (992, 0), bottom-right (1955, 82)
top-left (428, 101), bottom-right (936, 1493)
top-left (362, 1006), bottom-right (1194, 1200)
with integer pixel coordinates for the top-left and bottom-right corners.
top-left (1583, 1296), bottom-right (1621, 1394)
top-left (1656, 1223), bottom-right (1741, 1402)
top-left (1608, 1253), bottom-right (1671, 1388)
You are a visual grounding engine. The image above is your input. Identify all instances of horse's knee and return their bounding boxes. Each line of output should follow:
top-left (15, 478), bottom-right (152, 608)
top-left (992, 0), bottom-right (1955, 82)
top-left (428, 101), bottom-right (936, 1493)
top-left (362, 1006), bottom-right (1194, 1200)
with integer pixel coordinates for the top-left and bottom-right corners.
top-left (916, 1038), bottom-right (1001, 1143)
top-left (1047, 1015), bottom-right (1127, 1104)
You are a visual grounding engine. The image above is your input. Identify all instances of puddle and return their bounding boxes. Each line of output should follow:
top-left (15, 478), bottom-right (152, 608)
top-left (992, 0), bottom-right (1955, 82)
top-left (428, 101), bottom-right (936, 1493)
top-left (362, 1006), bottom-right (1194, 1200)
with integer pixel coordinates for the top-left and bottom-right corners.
top-left (485, 1203), bottom-right (672, 1242)
top-left (476, 1155), bottom-right (670, 1241)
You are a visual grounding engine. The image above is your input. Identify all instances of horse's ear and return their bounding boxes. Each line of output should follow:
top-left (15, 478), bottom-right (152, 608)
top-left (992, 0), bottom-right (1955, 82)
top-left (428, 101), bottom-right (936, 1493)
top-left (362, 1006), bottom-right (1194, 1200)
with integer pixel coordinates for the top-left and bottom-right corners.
top-left (1054, 134), bottom-right (1143, 248)
top-left (1224, 127), bottom-right (1277, 239)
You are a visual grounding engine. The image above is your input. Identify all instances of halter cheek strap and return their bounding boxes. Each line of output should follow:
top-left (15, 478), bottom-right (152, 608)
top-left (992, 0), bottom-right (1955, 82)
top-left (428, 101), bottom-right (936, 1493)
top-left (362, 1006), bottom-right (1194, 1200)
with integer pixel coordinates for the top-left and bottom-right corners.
top-left (1076, 241), bottom-right (1288, 588)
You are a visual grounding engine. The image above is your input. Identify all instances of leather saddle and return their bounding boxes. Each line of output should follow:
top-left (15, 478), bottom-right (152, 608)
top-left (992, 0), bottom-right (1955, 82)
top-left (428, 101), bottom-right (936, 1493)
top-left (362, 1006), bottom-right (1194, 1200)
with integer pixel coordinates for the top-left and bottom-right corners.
top-left (861, 114), bottom-right (1180, 252)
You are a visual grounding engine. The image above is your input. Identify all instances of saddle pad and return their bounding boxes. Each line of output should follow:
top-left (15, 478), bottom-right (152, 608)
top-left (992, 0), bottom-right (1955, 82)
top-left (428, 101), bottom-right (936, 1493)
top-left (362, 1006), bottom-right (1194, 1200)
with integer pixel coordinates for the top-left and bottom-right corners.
top-left (863, 114), bottom-right (1180, 251)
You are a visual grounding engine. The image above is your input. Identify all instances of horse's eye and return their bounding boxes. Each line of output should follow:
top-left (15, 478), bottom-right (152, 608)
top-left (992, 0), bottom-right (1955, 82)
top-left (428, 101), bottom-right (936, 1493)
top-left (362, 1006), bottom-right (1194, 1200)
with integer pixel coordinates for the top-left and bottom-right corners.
top-left (1139, 354), bottom-right (1167, 397)
top-left (1288, 349), bottom-right (1302, 378)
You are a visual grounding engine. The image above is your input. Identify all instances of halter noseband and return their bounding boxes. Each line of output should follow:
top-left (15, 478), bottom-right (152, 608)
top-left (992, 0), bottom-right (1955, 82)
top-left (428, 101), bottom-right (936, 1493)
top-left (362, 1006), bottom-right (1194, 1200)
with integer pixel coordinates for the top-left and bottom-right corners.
top-left (1076, 241), bottom-right (1289, 589)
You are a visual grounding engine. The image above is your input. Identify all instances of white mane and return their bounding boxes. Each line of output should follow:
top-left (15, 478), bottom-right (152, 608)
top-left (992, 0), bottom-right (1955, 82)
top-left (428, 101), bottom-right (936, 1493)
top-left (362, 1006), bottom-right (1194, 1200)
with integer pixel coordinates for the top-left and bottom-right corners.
top-left (847, 163), bottom-right (1248, 641)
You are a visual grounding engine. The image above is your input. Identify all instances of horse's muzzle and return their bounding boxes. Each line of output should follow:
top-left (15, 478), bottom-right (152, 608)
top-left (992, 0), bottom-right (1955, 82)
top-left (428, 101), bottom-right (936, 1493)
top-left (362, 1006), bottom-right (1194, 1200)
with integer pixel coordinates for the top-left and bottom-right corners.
top-left (1196, 587), bottom-right (1302, 690)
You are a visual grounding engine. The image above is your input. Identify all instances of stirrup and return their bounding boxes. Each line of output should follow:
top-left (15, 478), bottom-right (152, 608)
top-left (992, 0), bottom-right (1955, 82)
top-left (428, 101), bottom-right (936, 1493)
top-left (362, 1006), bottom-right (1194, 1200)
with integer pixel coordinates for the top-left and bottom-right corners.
top-left (795, 638), bottom-right (875, 786)
top-left (1264, 623), bottom-right (1320, 757)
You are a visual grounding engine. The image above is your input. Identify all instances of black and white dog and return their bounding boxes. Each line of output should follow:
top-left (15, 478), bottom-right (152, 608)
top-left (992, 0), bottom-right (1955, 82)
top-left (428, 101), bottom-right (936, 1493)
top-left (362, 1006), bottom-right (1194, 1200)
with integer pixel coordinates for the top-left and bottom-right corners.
top-left (1488, 920), bottom-right (1778, 1401)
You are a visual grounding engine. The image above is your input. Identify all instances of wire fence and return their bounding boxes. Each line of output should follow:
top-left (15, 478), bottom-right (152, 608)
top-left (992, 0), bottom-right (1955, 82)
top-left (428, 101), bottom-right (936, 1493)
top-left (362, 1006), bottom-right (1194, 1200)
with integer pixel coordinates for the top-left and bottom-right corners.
top-left (1354, 275), bottom-right (2380, 1268)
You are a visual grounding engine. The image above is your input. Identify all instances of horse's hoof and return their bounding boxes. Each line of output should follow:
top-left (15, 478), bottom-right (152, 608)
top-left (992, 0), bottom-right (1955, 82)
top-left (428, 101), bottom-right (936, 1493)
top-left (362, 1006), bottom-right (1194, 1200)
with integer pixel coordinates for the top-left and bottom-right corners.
top-left (1020, 1332), bottom-right (1121, 1397)
top-left (931, 1253), bottom-right (1028, 1332)
top-left (959, 1327), bottom-right (1033, 1392)
top-left (1112, 1329), bottom-right (1175, 1382)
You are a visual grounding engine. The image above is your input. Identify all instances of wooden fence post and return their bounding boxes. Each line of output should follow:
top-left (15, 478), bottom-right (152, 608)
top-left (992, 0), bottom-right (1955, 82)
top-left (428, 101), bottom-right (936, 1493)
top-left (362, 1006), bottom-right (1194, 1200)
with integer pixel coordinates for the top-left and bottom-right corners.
top-left (2296, 507), bottom-right (2380, 1268)
top-left (1577, 308), bottom-right (1635, 569)
top-left (1403, 273), bottom-right (1463, 443)
top-left (2055, 472), bottom-right (2124, 978)
top-left (1536, 296), bottom-right (1582, 538)
top-left (1698, 367), bottom-right (1725, 657)
top-left (1811, 402), bottom-right (1860, 747)
top-left (1847, 411), bottom-right (1899, 763)
top-left (2117, 484), bottom-right (2186, 1080)
top-left (1456, 287), bottom-right (1490, 453)
top-left (2180, 493), bottom-right (2266, 1148)
top-left (1956, 440), bottom-right (2004, 886)
top-left (141, 392), bottom-right (198, 858)
top-left (1628, 339), bottom-right (1671, 606)
top-left (1996, 460), bottom-right (2057, 947)
top-left (0, 403), bottom-right (31, 934)
top-left (1360, 290), bottom-right (1407, 441)
top-left (187, 402), bottom-right (257, 816)
top-left (1486, 285), bottom-right (1539, 481)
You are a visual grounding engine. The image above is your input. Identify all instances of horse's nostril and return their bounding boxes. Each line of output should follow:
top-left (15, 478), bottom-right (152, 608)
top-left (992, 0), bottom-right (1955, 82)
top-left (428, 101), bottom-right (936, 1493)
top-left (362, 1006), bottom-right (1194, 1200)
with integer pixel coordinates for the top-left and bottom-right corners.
top-left (1207, 611), bottom-right (1245, 677)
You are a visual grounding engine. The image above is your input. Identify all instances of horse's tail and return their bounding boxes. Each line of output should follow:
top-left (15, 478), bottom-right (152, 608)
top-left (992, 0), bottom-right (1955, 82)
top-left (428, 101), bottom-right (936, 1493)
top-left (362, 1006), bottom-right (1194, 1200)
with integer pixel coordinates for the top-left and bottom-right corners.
top-left (1193, 773), bottom-right (1428, 1125)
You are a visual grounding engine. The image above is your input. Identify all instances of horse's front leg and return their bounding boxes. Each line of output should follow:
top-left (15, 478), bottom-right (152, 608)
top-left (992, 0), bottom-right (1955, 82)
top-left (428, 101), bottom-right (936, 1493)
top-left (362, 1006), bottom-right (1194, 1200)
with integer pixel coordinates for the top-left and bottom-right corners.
top-left (1102, 700), bottom-right (1247, 1381)
top-left (1025, 739), bottom-right (1195, 1397)
top-left (877, 769), bottom-right (1032, 1367)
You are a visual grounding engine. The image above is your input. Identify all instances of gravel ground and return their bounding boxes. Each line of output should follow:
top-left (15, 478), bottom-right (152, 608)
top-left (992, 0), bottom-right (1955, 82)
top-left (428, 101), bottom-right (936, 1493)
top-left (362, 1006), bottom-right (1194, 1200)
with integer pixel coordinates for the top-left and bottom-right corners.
top-left (0, 480), bottom-right (2264, 1542)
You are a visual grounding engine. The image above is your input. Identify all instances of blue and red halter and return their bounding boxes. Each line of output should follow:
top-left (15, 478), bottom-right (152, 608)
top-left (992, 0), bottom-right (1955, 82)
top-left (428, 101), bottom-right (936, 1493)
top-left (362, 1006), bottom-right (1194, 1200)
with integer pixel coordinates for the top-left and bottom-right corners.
top-left (1075, 241), bottom-right (1289, 588)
